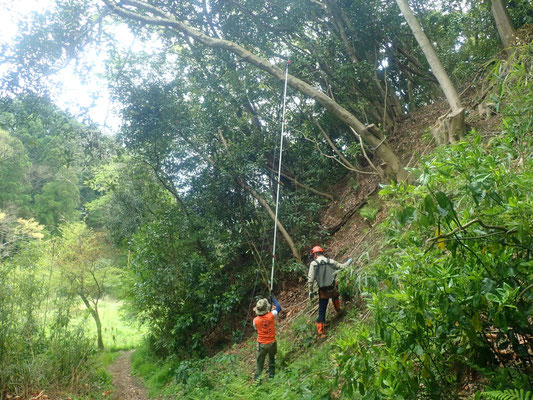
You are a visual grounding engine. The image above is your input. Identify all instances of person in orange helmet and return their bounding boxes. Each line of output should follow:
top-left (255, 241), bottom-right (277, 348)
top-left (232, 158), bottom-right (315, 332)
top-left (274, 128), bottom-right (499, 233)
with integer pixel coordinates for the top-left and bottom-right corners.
top-left (308, 246), bottom-right (352, 339)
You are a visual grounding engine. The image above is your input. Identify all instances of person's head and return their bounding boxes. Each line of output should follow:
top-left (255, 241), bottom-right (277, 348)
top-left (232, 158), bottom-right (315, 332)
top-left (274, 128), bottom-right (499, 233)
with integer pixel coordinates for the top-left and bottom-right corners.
top-left (311, 245), bottom-right (324, 259)
top-left (254, 298), bottom-right (270, 316)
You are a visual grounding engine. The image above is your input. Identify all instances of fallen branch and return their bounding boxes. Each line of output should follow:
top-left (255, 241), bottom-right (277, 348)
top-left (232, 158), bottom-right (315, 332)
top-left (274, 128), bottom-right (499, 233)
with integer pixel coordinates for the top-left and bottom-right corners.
top-left (29, 391), bottom-right (45, 400)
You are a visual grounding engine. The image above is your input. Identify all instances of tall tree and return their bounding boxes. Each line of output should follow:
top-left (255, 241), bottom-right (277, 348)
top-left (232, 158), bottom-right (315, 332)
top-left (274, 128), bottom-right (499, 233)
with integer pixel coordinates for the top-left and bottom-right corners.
top-left (0, 95), bottom-right (112, 230)
top-left (55, 222), bottom-right (117, 350)
top-left (0, 129), bottom-right (31, 212)
top-left (395, 0), bottom-right (466, 144)
top-left (491, 0), bottom-right (516, 51)
top-left (33, 169), bottom-right (81, 228)
top-left (116, 77), bottom-right (305, 262)
top-left (101, 0), bottom-right (408, 182)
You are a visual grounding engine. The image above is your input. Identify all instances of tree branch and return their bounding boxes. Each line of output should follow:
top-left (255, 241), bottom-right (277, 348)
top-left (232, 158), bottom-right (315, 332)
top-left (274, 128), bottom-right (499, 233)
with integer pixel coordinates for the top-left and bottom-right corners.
top-left (311, 115), bottom-right (357, 171)
top-left (265, 164), bottom-right (334, 201)
top-left (102, 0), bottom-right (406, 181)
top-left (426, 218), bottom-right (512, 244)
top-left (348, 126), bottom-right (384, 179)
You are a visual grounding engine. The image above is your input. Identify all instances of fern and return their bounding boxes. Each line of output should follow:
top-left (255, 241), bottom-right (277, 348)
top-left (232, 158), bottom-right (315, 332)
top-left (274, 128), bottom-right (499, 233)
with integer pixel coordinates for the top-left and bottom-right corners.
top-left (482, 389), bottom-right (533, 400)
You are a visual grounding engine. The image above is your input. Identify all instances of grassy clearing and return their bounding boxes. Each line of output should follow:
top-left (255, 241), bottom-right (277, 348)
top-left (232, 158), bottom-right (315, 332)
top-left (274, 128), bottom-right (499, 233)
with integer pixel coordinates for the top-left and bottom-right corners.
top-left (74, 296), bottom-right (146, 350)
top-left (66, 297), bottom-right (145, 399)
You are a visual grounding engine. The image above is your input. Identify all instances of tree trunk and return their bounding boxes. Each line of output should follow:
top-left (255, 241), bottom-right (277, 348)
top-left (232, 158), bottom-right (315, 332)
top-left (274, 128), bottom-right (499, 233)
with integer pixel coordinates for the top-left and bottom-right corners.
top-left (94, 307), bottom-right (104, 351)
top-left (80, 294), bottom-right (104, 350)
top-left (325, 0), bottom-right (404, 126)
top-left (395, 0), bottom-right (465, 144)
top-left (324, 0), bottom-right (359, 64)
top-left (103, 0), bottom-right (408, 182)
top-left (236, 179), bottom-right (302, 263)
top-left (365, 127), bottom-right (408, 181)
top-left (407, 73), bottom-right (416, 111)
top-left (431, 108), bottom-right (465, 145)
top-left (491, 0), bottom-right (516, 51)
top-left (395, 0), bottom-right (462, 113)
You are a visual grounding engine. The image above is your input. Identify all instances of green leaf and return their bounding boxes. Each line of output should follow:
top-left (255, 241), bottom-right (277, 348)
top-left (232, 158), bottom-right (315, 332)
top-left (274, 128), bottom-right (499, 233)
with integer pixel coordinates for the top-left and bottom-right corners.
top-left (402, 206), bottom-right (416, 225)
top-left (485, 293), bottom-right (499, 303)
top-left (418, 213), bottom-right (430, 227)
top-left (435, 192), bottom-right (450, 209)
top-left (471, 312), bottom-right (482, 332)
top-left (423, 195), bottom-right (436, 213)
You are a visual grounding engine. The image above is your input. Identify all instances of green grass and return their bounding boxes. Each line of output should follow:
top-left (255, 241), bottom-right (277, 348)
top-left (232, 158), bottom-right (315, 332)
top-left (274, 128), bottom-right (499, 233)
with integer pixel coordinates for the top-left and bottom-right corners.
top-left (74, 296), bottom-right (146, 350)
top-left (130, 308), bottom-right (361, 399)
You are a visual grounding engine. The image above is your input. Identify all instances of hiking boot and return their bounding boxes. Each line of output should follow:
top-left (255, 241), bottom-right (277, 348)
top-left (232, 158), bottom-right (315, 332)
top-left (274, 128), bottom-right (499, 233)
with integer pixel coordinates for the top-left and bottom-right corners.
top-left (316, 322), bottom-right (326, 339)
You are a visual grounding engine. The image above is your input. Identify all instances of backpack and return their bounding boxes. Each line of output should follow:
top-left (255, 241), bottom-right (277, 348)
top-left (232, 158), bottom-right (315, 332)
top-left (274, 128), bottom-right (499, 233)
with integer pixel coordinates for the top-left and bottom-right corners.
top-left (314, 258), bottom-right (336, 289)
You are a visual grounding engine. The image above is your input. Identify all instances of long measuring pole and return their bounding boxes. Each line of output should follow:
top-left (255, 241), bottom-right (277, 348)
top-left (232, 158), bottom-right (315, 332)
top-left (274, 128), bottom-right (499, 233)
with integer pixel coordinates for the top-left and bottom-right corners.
top-left (270, 61), bottom-right (290, 294)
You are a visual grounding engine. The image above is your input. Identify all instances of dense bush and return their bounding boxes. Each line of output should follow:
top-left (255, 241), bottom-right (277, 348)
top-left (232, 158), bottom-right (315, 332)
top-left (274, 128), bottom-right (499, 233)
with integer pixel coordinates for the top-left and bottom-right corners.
top-left (126, 209), bottom-right (259, 357)
top-left (0, 237), bottom-right (120, 398)
top-left (335, 46), bottom-right (533, 398)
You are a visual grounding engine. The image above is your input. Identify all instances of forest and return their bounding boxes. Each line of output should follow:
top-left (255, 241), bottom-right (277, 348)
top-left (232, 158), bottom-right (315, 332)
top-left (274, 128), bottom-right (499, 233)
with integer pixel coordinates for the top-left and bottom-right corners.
top-left (1, 0), bottom-right (533, 399)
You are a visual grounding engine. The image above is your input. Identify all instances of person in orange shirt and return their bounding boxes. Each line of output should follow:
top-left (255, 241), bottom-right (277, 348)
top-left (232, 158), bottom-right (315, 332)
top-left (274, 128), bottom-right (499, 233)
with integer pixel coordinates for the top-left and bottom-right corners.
top-left (253, 296), bottom-right (282, 382)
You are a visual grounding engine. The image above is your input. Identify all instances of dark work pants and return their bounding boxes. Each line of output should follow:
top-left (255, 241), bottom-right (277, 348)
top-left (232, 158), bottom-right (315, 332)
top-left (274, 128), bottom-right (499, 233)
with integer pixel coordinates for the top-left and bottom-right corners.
top-left (254, 341), bottom-right (277, 381)
top-left (317, 287), bottom-right (340, 323)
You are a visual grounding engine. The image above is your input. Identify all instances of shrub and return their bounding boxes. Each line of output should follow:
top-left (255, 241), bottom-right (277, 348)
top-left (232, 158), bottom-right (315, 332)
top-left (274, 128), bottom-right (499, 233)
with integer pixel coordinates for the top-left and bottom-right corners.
top-left (335, 46), bottom-right (533, 398)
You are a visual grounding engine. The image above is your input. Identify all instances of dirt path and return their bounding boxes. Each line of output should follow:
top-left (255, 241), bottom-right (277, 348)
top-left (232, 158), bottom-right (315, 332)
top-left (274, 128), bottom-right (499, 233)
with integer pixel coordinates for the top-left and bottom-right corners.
top-left (107, 350), bottom-right (148, 400)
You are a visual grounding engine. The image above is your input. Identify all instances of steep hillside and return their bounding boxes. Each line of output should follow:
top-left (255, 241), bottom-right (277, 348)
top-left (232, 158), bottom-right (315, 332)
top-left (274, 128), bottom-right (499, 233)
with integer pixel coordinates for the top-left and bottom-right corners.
top-left (129, 39), bottom-right (533, 399)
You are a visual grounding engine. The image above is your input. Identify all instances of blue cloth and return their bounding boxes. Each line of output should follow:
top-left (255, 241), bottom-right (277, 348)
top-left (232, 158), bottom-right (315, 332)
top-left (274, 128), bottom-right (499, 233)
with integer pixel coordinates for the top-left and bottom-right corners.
top-left (271, 296), bottom-right (282, 314)
top-left (317, 297), bottom-right (329, 323)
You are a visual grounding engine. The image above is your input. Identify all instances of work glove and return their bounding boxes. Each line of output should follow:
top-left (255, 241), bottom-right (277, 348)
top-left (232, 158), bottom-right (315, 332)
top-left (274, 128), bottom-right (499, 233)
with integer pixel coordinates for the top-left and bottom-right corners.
top-left (347, 258), bottom-right (353, 265)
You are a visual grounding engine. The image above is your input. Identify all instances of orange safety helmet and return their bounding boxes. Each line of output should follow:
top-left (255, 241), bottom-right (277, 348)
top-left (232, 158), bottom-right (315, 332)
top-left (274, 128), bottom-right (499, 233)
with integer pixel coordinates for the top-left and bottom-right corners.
top-left (311, 246), bottom-right (324, 254)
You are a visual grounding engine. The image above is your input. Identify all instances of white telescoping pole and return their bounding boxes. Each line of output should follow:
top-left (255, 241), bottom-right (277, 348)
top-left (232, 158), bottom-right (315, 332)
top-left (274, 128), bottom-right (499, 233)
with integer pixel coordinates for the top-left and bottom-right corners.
top-left (270, 61), bottom-right (290, 295)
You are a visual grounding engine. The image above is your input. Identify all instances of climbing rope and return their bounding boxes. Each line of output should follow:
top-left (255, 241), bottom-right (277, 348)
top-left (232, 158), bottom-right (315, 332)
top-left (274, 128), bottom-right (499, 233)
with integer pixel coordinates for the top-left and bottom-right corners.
top-left (270, 60), bottom-right (291, 295)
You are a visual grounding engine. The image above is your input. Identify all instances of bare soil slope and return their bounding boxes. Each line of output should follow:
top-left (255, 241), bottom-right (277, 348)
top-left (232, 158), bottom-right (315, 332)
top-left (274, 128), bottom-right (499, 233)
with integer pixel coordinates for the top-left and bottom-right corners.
top-left (263, 83), bottom-right (503, 338)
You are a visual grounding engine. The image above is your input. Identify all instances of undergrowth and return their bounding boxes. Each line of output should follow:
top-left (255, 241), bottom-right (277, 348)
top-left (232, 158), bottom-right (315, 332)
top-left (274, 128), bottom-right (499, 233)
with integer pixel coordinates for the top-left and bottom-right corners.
top-left (334, 44), bottom-right (533, 399)
top-left (131, 309), bottom-right (361, 399)
top-left (67, 350), bottom-right (120, 400)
